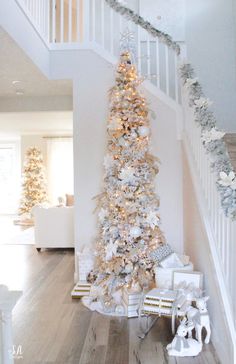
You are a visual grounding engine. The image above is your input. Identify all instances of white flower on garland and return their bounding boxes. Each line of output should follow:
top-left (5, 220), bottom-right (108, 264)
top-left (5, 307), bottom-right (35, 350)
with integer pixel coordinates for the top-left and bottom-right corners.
top-left (184, 78), bottom-right (198, 89)
top-left (105, 240), bottom-right (118, 261)
top-left (98, 208), bottom-right (109, 223)
top-left (119, 166), bottom-right (136, 184)
top-left (108, 117), bottom-right (122, 130)
top-left (219, 171), bottom-right (236, 190)
top-left (146, 211), bottom-right (160, 229)
top-left (194, 97), bottom-right (213, 109)
top-left (201, 128), bottom-right (225, 144)
top-left (103, 154), bottom-right (114, 170)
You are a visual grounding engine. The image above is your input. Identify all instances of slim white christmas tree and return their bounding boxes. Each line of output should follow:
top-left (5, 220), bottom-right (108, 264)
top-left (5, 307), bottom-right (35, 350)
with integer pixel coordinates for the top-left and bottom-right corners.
top-left (89, 51), bottom-right (166, 307)
top-left (18, 147), bottom-right (48, 216)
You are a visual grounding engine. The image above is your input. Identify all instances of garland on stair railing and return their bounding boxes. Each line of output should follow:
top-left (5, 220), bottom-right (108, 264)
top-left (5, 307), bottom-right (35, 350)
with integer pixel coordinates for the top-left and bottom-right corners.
top-left (179, 64), bottom-right (236, 220)
top-left (105, 0), bottom-right (180, 54)
top-left (105, 0), bottom-right (236, 220)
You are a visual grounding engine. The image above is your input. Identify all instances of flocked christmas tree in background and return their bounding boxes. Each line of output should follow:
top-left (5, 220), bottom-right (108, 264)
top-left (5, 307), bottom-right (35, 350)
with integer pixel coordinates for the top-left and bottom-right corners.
top-left (89, 51), bottom-right (166, 306)
top-left (18, 147), bottom-right (48, 216)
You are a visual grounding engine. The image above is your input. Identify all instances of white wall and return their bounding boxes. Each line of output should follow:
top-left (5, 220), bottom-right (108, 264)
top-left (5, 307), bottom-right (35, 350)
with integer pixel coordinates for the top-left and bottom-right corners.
top-left (185, 0), bottom-right (236, 132)
top-left (139, 0), bottom-right (185, 41)
top-left (144, 88), bottom-right (183, 253)
top-left (182, 148), bottom-right (234, 364)
top-left (73, 54), bottom-right (113, 266)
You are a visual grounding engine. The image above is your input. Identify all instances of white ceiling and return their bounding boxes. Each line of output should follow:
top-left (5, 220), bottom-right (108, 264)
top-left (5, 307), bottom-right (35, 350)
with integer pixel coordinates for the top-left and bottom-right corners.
top-left (0, 27), bottom-right (72, 98)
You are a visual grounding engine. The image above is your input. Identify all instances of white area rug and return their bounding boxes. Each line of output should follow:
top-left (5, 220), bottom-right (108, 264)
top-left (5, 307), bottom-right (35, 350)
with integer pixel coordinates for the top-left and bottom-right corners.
top-left (5, 227), bottom-right (35, 245)
top-left (0, 216), bottom-right (35, 245)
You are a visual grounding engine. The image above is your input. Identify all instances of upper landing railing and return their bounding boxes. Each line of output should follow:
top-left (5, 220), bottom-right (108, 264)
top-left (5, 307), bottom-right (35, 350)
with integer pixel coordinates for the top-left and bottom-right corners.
top-left (15, 0), bottom-right (182, 104)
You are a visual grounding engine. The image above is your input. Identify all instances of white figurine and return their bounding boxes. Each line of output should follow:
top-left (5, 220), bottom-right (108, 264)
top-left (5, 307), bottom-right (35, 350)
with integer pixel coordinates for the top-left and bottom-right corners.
top-left (186, 296), bottom-right (211, 344)
top-left (167, 318), bottom-right (202, 357)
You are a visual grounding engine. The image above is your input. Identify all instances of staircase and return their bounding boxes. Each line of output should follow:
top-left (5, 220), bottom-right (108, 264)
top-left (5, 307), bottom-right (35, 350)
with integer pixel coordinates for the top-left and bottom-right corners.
top-left (0, 1), bottom-right (236, 362)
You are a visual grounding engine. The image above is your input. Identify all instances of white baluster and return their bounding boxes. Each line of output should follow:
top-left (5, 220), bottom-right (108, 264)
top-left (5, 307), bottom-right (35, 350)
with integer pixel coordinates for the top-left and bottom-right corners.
top-left (137, 25), bottom-right (141, 75)
top-left (68, 0), bottom-right (72, 42)
top-left (174, 53), bottom-right (179, 102)
top-left (42, 0), bottom-right (45, 37)
top-left (165, 45), bottom-right (169, 96)
top-left (60, 0), bottom-right (64, 43)
top-left (146, 35), bottom-right (151, 80)
top-left (221, 217), bottom-right (225, 266)
top-left (82, 0), bottom-right (90, 43)
top-left (76, 0), bottom-right (81, 42)
top-left (101, 0), bottom-right (105, 47)
top-left (155, 39), bottom-right (160, 88)
top-left (28, 0), bottom-right (32, 15)
top-left (119, 14), bottom-right (122, 35)
top-left (46, 0), bottom-right (50, 43)
top-left (32, 0), bottom-right (35, 22)
top-left (110, 7), bottom-right (114, 54)
top-left (40, 1), bottom-right (43, 31)
top-left (52, 0), bottom-right (56, 43)
top-left (37, 0), bottom-right (41, 30)
top-left (225, 218), bottom-right (230, 280)
top-left (91, 0), bottom-right (95, 42)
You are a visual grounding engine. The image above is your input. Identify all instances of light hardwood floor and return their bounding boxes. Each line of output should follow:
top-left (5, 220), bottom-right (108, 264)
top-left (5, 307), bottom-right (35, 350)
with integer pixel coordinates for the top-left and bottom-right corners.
top-left (0, 245), bottom-right (220, 364)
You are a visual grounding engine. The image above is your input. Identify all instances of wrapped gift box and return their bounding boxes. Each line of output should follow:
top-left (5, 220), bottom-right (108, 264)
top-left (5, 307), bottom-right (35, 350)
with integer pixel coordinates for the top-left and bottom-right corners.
top-left (159, 253), bottom-right (184, 269)
top-left (122, 288), bottom-right (142, 318)
top-left (77, 250), bottom-right (95, 282)
top-left (155, 262), bottom-right (194, 289)
top-left (142, 288), bottom-right (187, 316)
top-left (71, 281), bottom-right (91, 299)
top-left (150, 244), bottom-right (173, 263)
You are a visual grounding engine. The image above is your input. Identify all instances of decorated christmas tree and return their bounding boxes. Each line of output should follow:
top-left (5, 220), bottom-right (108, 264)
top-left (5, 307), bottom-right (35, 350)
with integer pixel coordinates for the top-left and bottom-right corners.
top-left (18, 147), bottom-right (48, 216)
top-left (89, 51), bottom-right (166, 307)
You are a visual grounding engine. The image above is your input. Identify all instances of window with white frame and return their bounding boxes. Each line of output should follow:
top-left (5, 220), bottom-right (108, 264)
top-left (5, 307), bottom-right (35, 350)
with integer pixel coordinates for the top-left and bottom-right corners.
top-left (0, 141), bottom-right (21, 214)
top-left (46, 137), bottom-right (74, 205)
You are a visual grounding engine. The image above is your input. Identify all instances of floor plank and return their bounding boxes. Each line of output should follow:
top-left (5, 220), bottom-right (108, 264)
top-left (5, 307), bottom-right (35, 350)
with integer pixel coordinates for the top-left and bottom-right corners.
top-left (0, 244), bottom-right (220, 364)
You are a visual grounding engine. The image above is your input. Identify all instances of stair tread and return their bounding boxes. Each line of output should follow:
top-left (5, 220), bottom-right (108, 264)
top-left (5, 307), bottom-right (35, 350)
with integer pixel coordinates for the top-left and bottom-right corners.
top-left (224, 134), bottom-right (236, 171)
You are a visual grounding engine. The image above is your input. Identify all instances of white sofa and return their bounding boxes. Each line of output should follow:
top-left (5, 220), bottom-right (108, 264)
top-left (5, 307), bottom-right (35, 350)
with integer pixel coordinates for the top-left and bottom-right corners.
top-left (33, 206), bottom-right (74, 251)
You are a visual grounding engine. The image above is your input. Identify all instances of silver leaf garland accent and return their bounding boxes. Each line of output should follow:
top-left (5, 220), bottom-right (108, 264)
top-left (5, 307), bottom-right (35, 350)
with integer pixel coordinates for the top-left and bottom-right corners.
top-left (179, 63), bottom-right (236, 219)
top-left (105, 0), bottom-right (180, 54)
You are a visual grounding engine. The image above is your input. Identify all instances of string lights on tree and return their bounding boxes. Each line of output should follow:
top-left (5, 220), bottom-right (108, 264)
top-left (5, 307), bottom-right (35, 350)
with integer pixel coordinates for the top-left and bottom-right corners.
top-left (18, 147), bottom-right (48, 217)
top-left (87, 50), bottom-right (166, 313)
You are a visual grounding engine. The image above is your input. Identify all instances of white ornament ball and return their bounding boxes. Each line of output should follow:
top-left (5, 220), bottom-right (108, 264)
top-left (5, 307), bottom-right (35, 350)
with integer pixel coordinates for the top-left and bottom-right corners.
top-left (124, 262), bottom-right (133, 273)
top-left (130, 226), bottom-right (142, 238)
top-left (115, 304), bottom-right (125, 316)
top-left (119, 137), bottom-right (129, 147)
top-left (138, 126), bottom-right (150, 137)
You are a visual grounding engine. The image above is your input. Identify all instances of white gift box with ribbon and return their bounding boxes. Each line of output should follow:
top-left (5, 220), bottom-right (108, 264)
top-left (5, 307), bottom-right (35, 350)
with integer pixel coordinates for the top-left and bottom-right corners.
top-left (77, 246), bottom-right (95, 282)
top-left (155, 262), bottom-right (194, 289)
